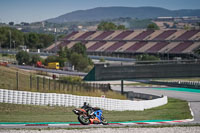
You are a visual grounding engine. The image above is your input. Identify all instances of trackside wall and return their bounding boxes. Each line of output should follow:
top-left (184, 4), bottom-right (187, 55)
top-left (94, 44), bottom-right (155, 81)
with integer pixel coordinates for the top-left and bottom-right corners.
top-left (0, 89), bottom-right (167, 111)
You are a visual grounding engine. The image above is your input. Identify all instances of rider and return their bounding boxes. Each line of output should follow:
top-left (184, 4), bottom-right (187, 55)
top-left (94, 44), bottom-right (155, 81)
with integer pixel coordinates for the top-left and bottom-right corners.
top-left (81, 102), bottom-right (96, 117)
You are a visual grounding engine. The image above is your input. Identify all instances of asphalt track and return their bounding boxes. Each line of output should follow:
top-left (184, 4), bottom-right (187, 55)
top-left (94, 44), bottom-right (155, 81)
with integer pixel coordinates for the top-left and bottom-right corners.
top-left (112, 85), bottom-right (200, 123)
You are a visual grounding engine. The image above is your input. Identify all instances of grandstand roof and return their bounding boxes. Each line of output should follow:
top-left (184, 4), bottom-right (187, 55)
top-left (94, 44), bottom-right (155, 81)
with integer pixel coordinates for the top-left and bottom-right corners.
top-left (46, 30), bottom-right (200, 54)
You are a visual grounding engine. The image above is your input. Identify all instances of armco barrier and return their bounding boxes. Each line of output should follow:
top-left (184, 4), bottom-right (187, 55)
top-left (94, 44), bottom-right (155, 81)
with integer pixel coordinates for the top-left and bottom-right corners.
top-left (0, 89), bottom-right (167, 111)
top-left (149, 80), bottom-right (200, 89)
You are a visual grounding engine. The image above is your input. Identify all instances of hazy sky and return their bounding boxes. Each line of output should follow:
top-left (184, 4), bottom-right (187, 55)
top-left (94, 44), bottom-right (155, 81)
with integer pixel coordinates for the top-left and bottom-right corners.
top-left (0, 0), bottom-right (200, 23)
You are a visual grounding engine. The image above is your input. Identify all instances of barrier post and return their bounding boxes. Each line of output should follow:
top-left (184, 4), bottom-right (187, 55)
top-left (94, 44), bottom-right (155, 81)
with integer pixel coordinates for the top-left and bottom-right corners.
top-left (43, 77), bottom-right (45, 89)
top-left (48, 78), bottom-right (50, 90)
top-left (59, 81), bottom-right (61, 92)
top-left (37, 77), bottom-right (39, 91)
top-left (54, 79), bottom-right (56, 90)
top-left (30, 75), bottom-right (32, 89)
top-left (16, 72), bottom-right (19, 90)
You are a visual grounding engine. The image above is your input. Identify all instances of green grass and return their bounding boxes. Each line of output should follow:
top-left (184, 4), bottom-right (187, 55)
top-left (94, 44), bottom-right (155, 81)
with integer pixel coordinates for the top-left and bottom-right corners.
top-left (0, 98), bottom-right (192, 122)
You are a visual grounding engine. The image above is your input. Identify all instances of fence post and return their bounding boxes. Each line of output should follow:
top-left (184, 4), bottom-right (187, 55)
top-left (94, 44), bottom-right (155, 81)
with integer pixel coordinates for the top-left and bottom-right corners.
top-left (16, 72), bottom-right (19, 90)
top-left (92, 83), bottom-right (95, 92)
top-left (30, 75), bottom-right (32, 90)
top-left (37, 77), bottom-right (39, 91)
top-left (59, 81), bottom-right (61, 92)
top-left (54, 79), bottom-right (56, 90)
top-left (71, 83), bottom-right (74, 92)
top-left (63, 83), bottom-right (65, 92)
top-left (48, 78), bottom-right (50, 91)
top-left (67, 83), bottom-right (69, 91)
top-left (43, 77), bottom-right (45, 90)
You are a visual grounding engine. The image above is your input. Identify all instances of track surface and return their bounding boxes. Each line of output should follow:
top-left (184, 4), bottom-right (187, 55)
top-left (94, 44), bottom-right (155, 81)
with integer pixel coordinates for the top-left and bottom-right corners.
top-left (112, 85), bottom-right (200, 123)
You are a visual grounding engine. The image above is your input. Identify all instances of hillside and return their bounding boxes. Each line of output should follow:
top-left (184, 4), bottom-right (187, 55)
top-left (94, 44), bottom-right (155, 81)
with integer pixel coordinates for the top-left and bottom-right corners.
top-left (46, 6), bottom-right (200, 23)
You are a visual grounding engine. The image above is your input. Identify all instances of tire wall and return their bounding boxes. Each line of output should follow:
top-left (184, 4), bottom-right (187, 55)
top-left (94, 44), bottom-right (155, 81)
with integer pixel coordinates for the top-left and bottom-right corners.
top-left (0, 89), bottom-right (167, 111)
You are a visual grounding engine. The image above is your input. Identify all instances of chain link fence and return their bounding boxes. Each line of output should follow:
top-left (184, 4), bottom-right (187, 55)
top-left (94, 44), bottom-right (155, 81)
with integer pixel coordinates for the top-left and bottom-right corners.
top-left (0, 67), bottom-right (111, 94)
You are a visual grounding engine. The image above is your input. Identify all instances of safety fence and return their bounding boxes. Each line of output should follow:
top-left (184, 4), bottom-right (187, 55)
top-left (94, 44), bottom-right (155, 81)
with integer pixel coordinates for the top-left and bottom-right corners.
top-left (0, 68), bottom-right (110, 94)
top-left (150, 80), bottom-right (200, 89)
top-left (0, 89), bottom-right (168, 111)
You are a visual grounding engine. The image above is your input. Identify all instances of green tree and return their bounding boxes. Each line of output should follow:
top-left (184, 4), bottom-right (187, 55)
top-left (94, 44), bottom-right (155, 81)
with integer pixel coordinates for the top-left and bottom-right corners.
top-left (16, 51), bottom-right (31, 65)
top-left (44, 56), bottom-right (57, 65)
top-left (136, 54), bottom-right (160, 61)
top-left (197, 22), bottom-right (200, 30)
top-left (58, 47), bottom-right (67, 58)
top-left (71, 42), bottom-right (87, 56)
top-left (39, 34), bottom-right (54, 48)
top-left (24, 33), bottom-right (39, 48)
top-left (30, 54), bottom-right (41, 65)
top-left (9, 22), bottom-right (14, 26)
top-left (99, 57), bottom-right (105, 62)
top-left (97, 21), bottom-right (117, 31)
top-left (97, 21), bottom-right (126, 31)
top-left (117, 25), bottom-right (126, 30)
top-left (0, 27), bottom-right (24, 48)
top-left (70, 53), bottom-right (88, 71)
top-left (147, 23), bottom-right (160, 30)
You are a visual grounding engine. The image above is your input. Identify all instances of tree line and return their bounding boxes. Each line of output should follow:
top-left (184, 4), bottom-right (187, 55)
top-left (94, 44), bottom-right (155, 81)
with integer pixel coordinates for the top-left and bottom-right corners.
top-left (16, 42), bottom-right (93, 72)
top-left (0, 27), bottom-right (55, 49)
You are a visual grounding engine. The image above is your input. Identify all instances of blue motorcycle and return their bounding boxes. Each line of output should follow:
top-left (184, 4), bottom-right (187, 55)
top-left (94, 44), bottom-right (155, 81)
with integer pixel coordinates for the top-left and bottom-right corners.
top-left (73, 107), bottom-right (108, 125)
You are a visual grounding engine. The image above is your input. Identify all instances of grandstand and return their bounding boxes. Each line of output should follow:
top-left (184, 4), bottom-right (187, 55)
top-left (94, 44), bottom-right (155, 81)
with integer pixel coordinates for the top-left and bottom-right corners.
top-left (46, 30), bottom-right (200, 59)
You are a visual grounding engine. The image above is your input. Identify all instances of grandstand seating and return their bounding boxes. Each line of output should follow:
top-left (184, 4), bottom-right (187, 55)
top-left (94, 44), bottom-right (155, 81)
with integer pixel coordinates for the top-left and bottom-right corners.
top-left (176, 30), bottom-right (199, 40)
top-left (153, 30), bottom-right (177, 40)
top-left (105, 41), bottom-right (126, 52)
top-left (113, 31), bottom-right (133, 40)
top-left (87, 41), bottom-right (107, 51)
top-left (63, 31), bottom-right (78, 40)
top-left (169, 42), bottom-right (193, 53)
top-left (125, 41), bottom-right (148, 52)
top-left (76, 31), bottom-right (96, 40)
top-left (46, 30), bottom-right (200, 55)
top-left (146, 42), bottom-right (169, 53)
top-left (132, 30), bottom-right (154, 40)
top-left (94, 31), bottom-right (115, 40)
top-left (50, 41), bottom-right (71, 51)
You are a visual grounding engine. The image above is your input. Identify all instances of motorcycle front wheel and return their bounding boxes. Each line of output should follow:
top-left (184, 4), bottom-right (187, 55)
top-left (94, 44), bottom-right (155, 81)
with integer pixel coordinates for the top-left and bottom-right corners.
top-left (78, 115), bottom-right (90, 125)
top-left (101, 115), bottom-right (108, 125)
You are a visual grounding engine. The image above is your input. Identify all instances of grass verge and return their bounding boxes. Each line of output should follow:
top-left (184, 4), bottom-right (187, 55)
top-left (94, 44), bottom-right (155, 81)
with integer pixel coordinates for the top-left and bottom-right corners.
top-left (0, 98), bottom-right (192, 122)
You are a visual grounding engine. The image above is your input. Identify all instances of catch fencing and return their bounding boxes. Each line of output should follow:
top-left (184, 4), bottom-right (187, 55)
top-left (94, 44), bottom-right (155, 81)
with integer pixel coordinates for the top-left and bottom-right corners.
top-left (0, 68), bottom-right (110, 93)
top-left (0, 89), bottom-right (168, 111)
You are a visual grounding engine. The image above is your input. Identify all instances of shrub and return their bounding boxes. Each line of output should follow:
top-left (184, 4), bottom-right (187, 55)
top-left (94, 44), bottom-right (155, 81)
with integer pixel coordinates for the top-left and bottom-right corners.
top-left (59, 76), bottom-right (82, 84)
top-left (2, 53), bottom-right (8, 56)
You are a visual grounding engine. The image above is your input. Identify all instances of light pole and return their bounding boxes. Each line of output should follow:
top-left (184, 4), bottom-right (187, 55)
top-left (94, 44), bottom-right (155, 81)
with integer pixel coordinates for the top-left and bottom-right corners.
top-left (13, 40), bottom-right (15, 50)
top-left (54, 28), bottom-right (57, 51)
top-left (9, 30), bottom-right (11, 49)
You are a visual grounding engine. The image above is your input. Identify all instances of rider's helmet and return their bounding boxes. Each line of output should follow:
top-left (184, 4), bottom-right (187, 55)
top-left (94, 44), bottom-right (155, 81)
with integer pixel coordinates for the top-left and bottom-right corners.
top-left (83, 102), bottom-right (89, 106)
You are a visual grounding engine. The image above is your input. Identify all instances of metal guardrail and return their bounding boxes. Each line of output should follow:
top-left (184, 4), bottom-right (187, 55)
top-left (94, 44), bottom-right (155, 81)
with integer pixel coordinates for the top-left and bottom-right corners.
top-left (96, 59), bottom-right (200, 68)
top-left (0, 49), bottom-right (56, 56)
top-left (149, 80), bottom-right (200, 89)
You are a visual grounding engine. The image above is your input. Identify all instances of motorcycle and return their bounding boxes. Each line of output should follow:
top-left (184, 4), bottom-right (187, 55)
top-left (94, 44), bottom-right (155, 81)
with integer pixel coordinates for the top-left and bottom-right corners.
top-left (73, 107), bottom-right (108, 125)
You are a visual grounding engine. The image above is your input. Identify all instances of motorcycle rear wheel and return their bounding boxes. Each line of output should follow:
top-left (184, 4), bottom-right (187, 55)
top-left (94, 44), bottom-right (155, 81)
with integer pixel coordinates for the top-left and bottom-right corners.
top-left (78, 115), bottom-right (90, 125)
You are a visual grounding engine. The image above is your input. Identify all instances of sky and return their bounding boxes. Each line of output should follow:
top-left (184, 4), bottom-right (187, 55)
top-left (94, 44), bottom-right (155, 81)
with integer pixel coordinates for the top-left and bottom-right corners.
top-left (0, 0), bottom-right (200, 24)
